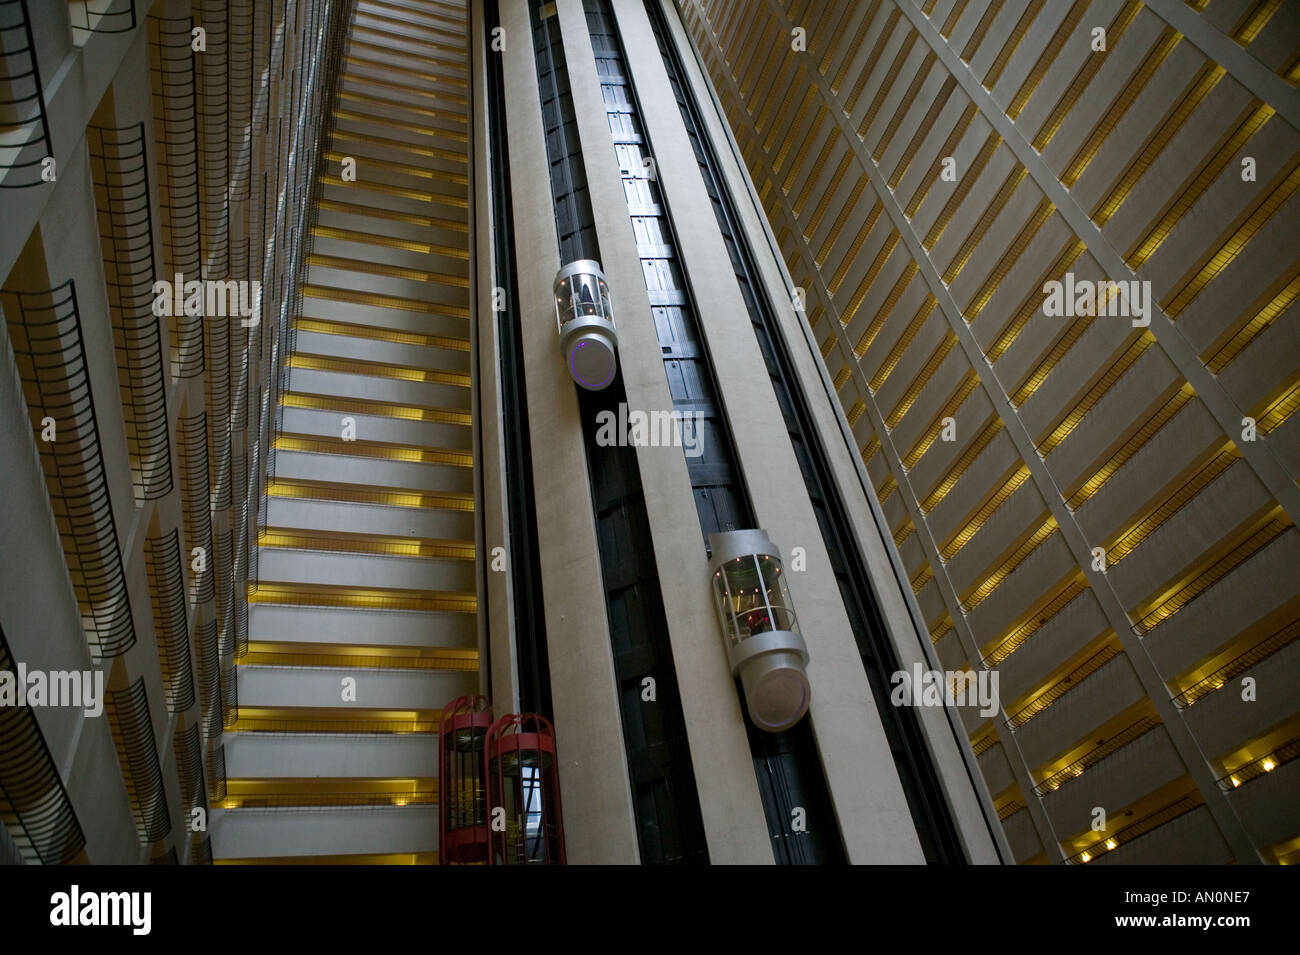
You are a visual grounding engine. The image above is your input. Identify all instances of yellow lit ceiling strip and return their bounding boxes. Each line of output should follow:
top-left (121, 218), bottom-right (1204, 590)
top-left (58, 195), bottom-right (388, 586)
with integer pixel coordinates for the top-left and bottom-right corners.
top-left (247, 581), bottom-right (477, 613)
top-left (985, 578), bottom-right (1090, 665)
top-left (1067, 385), bottom-right (1196, 509)
top-left (1174, 618), bottom-right (1300, 706)
top-left (940, 0), bottom-right (971, 39)
top-left (858, 32), bottom-right (920, 138)
top-left (354, 6), bottom-right (462, 42)
top-left (781, 103), bottom-right (825, 195)
top-left (301, 284), bottom-right (469, 319)
top-left (350, 30), bottom-right (463, 61)
top-left (846, 9), bottom-right (902, 114)
top-left (985, 241), bottom-right (1087, 365)
top-left (239, 646), bottom-right (477, 671)
top-left (822, 195), bottom-right (878, 282)
top-left (1204, 261), bottom-right (1300, 373)
top-left (1093, 65), bottom-right (1229, 230)
top-left (854, 262), bottom-right (918, 359)
top-left (282, 391), bottom-right (471, 426)
top-left (1005, 0), bottom-right (1091, 120)
top-left (343, 54), bottom-right (467, 89)
top-left (906, 103), bottom-right (978, 217)
top-left (1060, 29), bottom-right (1182, 188)
top-left (940, 464), bottom-right (1033, 561)
top-left (919, 417), bottom-right (1004, 513)
top-left (293, 317), bottom-right (470, 352)
top-left (832, 364), bottom-right (852, 392)
top-left (910, 564), bottom-right (934, 594)
top-left (959, 0), bottom-right (1003, 62)
top-left (923, 132), bottom-right (1000, 249)
top-left (316, 197), bottom-right (468, 231)
top-left (1031, 1), bottom-right (1144, 152)
top-left (827, 2), bottom-right (876, 84)
top-left (803, 152), bottom-right (852, 241)
top-left (1256, 379), bottom-right (1300, 434)
top-left (286, 352), bottom-right (470, 388)
top-left (769, 79), bottom-right (813, 165)
top-left (230, 704), bottom-right (441, 728)
top-left (846, 398), bottom-right (866, 427)
top-left (307, 253), bottom-right (469, 288)
top-left (794, 128), bottom-right (841, 216)
top-left (874, 52), bottom-right (937, 162)
top-left (820, 330), bottom-right (839, 360)
top-left (1007, 642), bottom-right (1121, 728)
top-left (258, 526), bottom-right (473, 560)
top-left (329, 127), bottom-right (467, 165)
top-left (273, 432), bottom-right (473, 467)
top-left (335, 89), bottom-right (464, 124)
top-left (871, 295), bottom-right (937, 391)
top-left (266, 477), bottom-right (473, 511)
top-left (330, 108), bottom-right (467, 145)
top-left (1035, 334), bottom-right (1155, 455)
top-left (929, 616), bottom-right (954, 644)
top-left (942, 167), bottom-right (1031, 283)
top-left (982, 0), bottom-right (1043, 89)
top-left (311, 224), bottom-right (467, 259)
top-left (961, 516), bottom-right (1059, 613)
top-left (1133, 512), bottom-right (1291, 633)
top-left (1150, 112), bottom-right (1293, 270)
top-left (963, 199), bottom-right (1055, 324)
top-left (886, 332), bottom-right (957, 428)
top-left (339, 65), bottom-right (466, 104)
top-left (320, 173), bottom-right (464, 204)
top-left (902, 372), bottom-right (981, 469)
top-left (876, 473), bottom-right (898, 504)
top-left (889, 78), bottom-right (957, 189)
top-left (1232, 0), bottom-right (1281, 44)
top-left (1162, 161), bottom-right (1300, 319)
top-left (839, 232), bottom-right (899, 327)
top-left (1107, 447), bottom-right (1240, 566)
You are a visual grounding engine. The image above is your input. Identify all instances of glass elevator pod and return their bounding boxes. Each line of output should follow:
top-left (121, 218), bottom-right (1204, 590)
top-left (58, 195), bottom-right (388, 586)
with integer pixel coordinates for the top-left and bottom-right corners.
top-left (554, 260), bottom-right (618, 390)
top-left (438, 696), bottom-right (492, 865)
top-left (708, 530), bottom-right (811, 732)
top-left (485, 713), bottom-right (565, 865)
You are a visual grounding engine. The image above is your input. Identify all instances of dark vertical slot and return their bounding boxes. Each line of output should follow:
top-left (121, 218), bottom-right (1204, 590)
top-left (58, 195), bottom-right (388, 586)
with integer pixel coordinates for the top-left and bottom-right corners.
top-left (643, 0), bottom-right (968, 863)
top-left (583, 0), bottom-right (845, 864)
top-left (485, 0), bottom-right (552, 720)
top-left (529, 0), bottom-right (708, 864)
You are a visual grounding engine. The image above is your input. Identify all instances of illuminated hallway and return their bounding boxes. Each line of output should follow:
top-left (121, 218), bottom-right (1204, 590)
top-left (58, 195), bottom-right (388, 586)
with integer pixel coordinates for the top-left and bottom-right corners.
top-left (210, 0), bottom-right (478, 864)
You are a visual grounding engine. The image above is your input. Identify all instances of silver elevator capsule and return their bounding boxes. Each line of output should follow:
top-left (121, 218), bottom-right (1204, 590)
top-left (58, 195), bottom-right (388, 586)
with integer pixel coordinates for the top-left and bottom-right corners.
top-left (553, 260), bottom-right (618, 390)
top-left (708, 529), bottom-right (811, 732)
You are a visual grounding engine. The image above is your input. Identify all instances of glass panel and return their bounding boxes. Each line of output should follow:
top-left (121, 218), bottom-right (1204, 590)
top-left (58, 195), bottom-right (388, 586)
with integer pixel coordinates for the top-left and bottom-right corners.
top-left (716, 553), bottom-right (798, 642)
top-left (712, 567), bottom-right (741, 646)
top-left (556, 277), bottom-right (575, 329)
top-left (576, 274), bottom-right (600, 316)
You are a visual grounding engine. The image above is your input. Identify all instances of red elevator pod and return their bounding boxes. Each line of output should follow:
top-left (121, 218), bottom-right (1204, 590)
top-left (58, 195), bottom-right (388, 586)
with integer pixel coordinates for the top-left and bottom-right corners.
top-left (485, 713), bottom-right (565, 865)
top-left (438, 696), bottom-right (492, 865)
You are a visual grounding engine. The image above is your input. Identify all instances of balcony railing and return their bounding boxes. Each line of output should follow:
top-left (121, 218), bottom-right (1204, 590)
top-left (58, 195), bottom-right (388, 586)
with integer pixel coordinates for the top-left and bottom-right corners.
top-left (1219, 736), bottom-right (1300, 791)
top-left (0, 0), bottom-right (54, 189)
top-left (1173, 618), bottom-right (1300, 708)
top-left (1034, 716), bottom-right (1160, 796)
